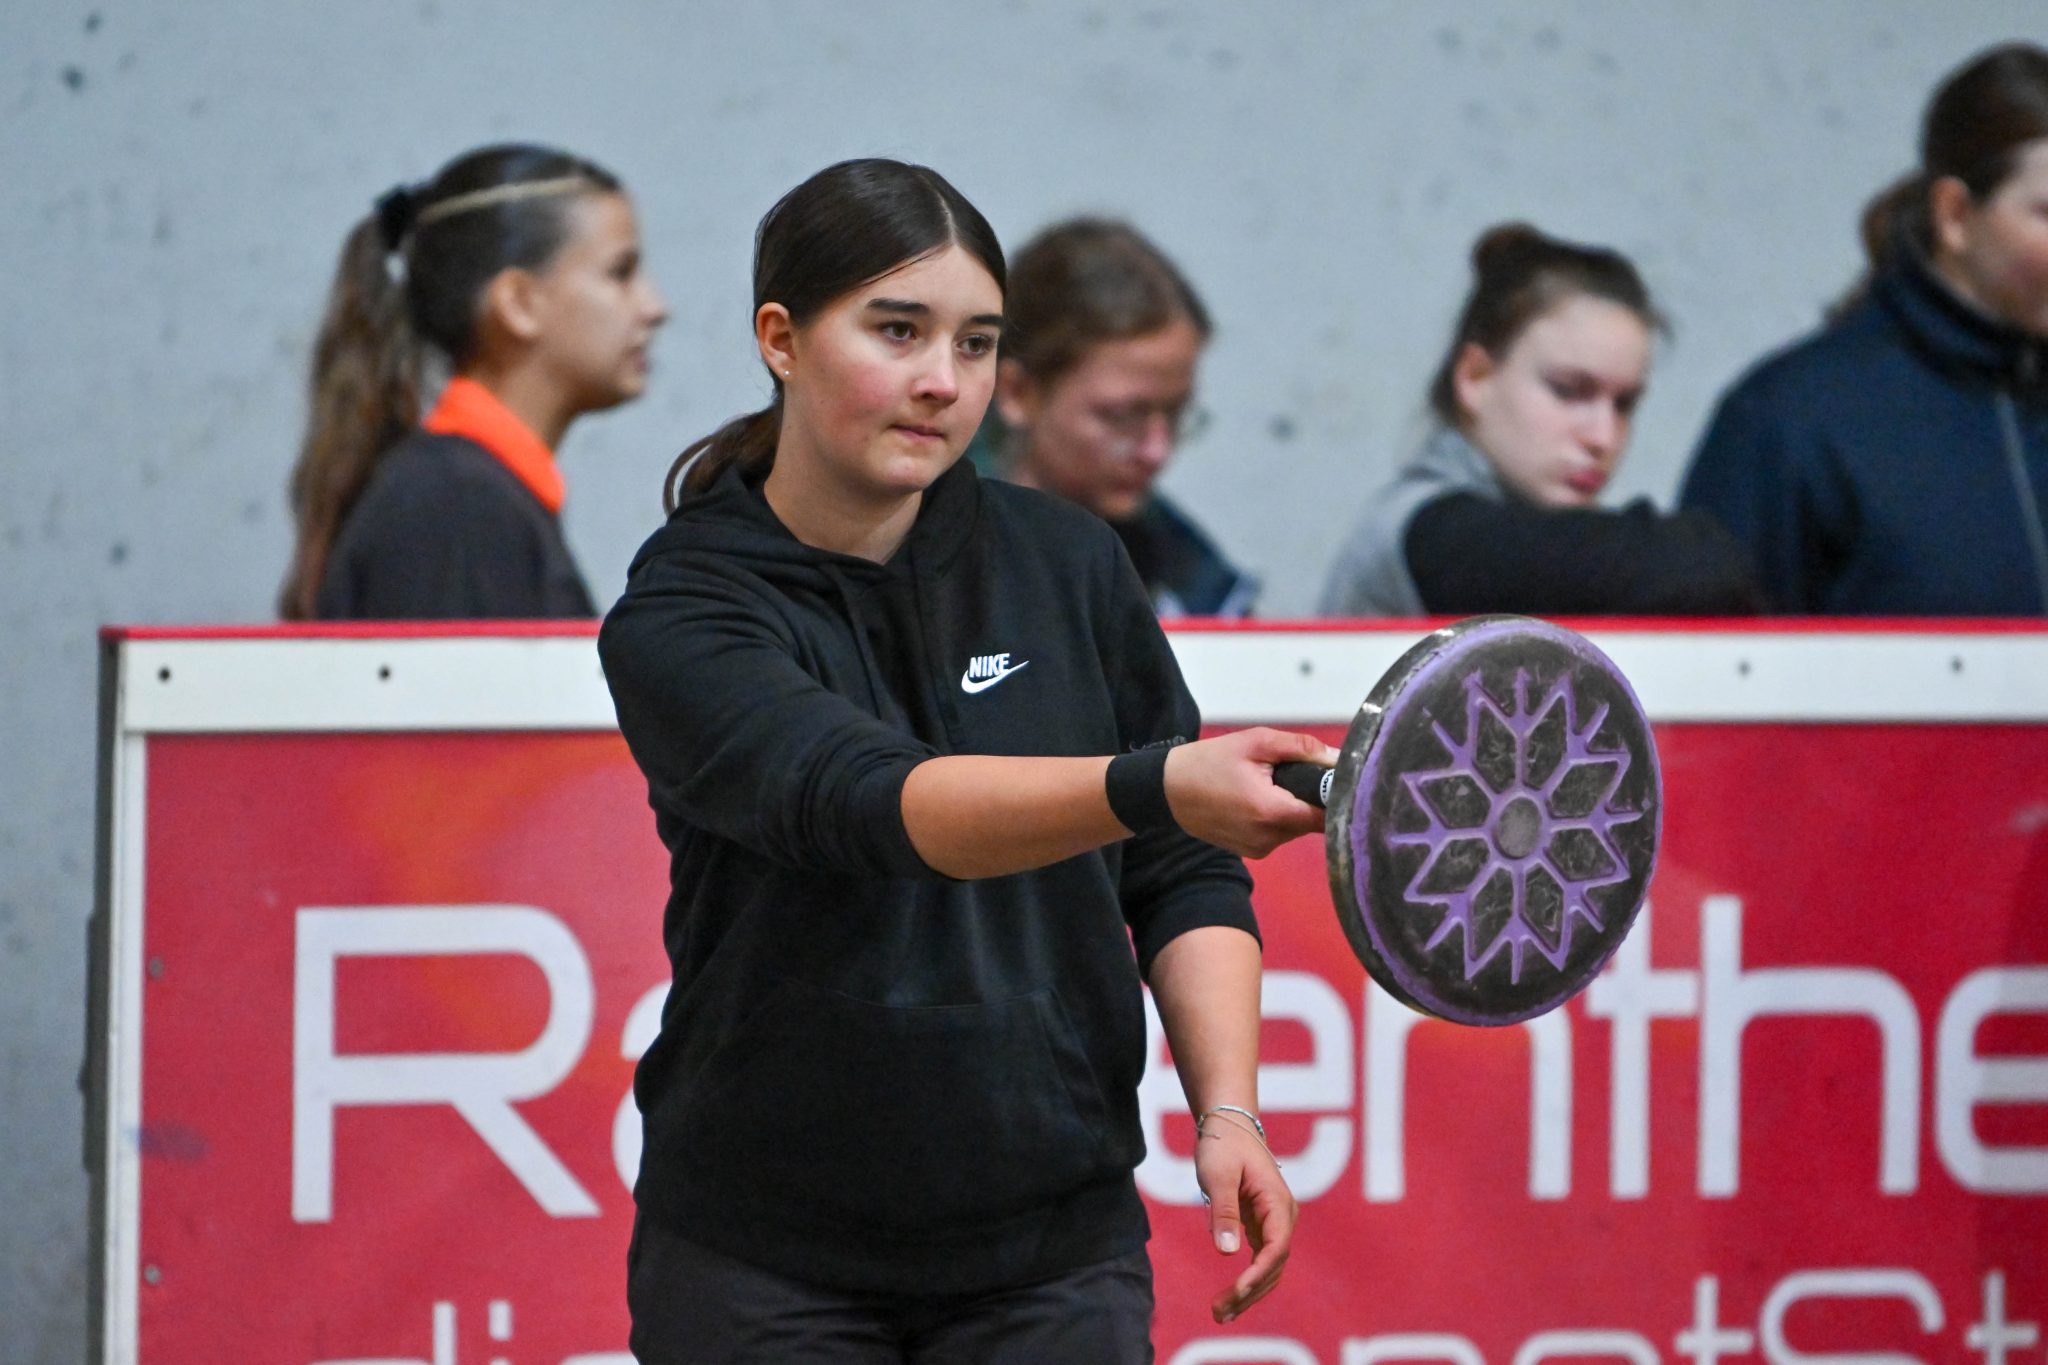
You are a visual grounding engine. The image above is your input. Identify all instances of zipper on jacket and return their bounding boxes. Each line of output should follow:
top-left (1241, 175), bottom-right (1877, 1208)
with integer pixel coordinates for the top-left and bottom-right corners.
top-left (1994, 389), bottom-right (2048, 616)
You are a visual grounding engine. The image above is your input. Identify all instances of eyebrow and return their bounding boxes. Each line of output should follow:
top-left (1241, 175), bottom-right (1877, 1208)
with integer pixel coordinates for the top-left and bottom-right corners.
top-left (866, 298), bottom-right (1006, 329)
top-left (1547, 366), bottom-right (1637, 391)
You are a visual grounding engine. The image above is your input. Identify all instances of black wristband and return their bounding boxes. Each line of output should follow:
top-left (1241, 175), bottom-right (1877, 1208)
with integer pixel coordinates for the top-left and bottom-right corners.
top-left (1106, 746), bottom-right (1179, 835)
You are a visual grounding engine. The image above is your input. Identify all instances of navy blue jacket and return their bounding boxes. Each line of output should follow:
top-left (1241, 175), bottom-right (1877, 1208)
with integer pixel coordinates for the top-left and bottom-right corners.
top-left (1679, 255), bottom-right (2048, 614)
top-left (600, 458), bottom-right (1255, 1295)
top-left (1113, 493), bottom-right (1260, 619)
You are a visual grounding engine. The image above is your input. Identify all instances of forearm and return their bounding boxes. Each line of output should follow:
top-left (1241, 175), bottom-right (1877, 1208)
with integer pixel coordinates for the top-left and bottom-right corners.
top-left (900, 754), bottom-right (1126, 879)
top-left (1149, 925), bottom-right (1263, 1114)
top-left (901, 728), bottom-right (1336, 880)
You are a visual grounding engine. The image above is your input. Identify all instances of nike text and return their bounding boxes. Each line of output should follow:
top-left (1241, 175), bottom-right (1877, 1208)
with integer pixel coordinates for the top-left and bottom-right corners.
top-left (961, 653), bottom-right (1030, 694)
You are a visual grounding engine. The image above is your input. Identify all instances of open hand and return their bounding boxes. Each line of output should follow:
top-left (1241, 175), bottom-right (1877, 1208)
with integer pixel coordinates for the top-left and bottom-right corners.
top-left (1194, 1112), bottom-right (1297, 1323)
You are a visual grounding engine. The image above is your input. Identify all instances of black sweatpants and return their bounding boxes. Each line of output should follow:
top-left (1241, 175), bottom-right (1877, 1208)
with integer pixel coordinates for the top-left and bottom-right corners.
top-left (627, 1214), bottom-right (1155, 1364)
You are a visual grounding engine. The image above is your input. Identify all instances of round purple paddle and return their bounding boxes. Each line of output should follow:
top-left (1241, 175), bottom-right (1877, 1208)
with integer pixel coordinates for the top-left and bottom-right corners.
top-left (1273, 616), bottom-right (1661, 1025)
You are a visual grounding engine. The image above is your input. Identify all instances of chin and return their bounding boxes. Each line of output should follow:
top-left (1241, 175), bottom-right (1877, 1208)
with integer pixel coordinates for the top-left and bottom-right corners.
top-left (1524, 481), bottom-right (1593, 510)
top-left (1081, 487), bottom-right (1148, 522)
top-left (582, 379), bottom-right (641, 412)
top-left (873, 451), bottom-right (957, 494)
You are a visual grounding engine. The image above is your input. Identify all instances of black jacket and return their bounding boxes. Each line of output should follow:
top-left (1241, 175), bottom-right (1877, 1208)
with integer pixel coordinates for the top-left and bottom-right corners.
top-left (1404, 493), bottom-right (1764, 615)
top-left (599, 458), bottom-right (1256, 1294)
top-left (315, 431), bottom-right (596, 620)
top-left (1680, 253), bottom-right (2048, 614)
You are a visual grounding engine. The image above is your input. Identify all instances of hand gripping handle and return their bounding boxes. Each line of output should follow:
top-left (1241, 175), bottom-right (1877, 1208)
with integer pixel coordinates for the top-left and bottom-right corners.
top-left (1271, 762), bottom-right (1334, 810)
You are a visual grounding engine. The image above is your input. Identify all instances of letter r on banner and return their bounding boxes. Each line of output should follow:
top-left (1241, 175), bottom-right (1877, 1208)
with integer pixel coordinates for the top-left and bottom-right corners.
top-left (293, 905), bottom-right (598, 1222)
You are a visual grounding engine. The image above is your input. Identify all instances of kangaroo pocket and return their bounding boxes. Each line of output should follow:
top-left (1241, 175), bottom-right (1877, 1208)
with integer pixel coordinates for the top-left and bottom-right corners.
top-left (678, 980), bottom-right (1117, 1234)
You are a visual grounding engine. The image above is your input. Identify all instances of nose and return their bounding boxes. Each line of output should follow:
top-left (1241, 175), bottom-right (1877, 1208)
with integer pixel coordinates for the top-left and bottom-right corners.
top-left (1581, 402), bottom-right (1625, 462)
top-left (641, 279), bottom-right (670, 328)
top-left (1128, 414), bottom-right (1175, 472)
top-left (913, 348), bottom-right (959, 404)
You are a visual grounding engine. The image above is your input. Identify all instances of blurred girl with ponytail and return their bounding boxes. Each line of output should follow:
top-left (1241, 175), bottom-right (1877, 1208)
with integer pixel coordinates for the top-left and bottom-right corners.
top-left (1319, 222), bottom-right (1760, 616)
top-left (279, 143), bottom-right (667, 619)
top-left (1680, 42), bottom-right (2048, 614)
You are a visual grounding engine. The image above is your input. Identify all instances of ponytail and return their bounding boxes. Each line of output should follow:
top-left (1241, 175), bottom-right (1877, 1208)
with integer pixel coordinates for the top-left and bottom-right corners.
top-left (278, 214), bottom-right (421, 619)
top-left (1856, 172), bottom-right (1928, 273)
top-left (1821, 172), bottom-right (1926, 322)
top-left (663, 400), bottom-right (782, 513)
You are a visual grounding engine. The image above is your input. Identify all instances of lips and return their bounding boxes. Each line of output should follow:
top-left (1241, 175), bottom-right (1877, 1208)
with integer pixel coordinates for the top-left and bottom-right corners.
top-left (892, 424), bottom-right (946, 442)
top-left (1565, 467), bottom-right (1608, 497)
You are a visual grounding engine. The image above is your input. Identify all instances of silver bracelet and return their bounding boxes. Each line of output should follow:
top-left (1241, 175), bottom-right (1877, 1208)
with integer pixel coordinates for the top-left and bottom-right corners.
top-left (1197, 1104), bottom-right (1269, 1151)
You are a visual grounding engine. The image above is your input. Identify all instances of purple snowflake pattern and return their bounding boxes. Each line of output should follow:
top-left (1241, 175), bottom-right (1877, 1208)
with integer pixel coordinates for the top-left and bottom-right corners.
top-left (1386, 667), bottom-right (1644, 985)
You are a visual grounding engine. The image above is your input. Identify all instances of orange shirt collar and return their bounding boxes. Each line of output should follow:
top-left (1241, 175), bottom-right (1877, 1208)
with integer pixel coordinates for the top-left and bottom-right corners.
top-left (420, 377), bottom-right (566, 514)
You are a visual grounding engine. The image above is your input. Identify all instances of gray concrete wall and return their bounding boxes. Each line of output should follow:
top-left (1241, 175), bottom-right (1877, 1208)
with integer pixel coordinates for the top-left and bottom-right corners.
top-left (3, 2), bottom-right (2039, 1357)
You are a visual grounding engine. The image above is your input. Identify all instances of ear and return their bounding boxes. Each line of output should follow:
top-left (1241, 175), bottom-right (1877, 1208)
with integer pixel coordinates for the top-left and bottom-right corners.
top-left (755, 303), bottom-right (797, 380)
top-left (993, 357), bottom-right (1042, 429)
top-left (1927, 175), bottom-right (1976, 261)
top-left (481, 268), bottom-right (547, 346)
top-left (1450, 341), bottom-right (1497, 419)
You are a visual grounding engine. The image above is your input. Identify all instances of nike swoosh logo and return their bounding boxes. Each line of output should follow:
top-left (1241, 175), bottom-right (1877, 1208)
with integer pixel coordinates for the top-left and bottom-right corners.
top-left (960, 660), bottom-right (1030, 694)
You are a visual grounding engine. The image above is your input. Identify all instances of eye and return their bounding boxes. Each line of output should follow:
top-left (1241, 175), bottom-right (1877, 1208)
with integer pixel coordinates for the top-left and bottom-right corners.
top-left (1545, 374), bottom-right (1598, 403)
top-left (878, 320), bottom-right (916, 342)
top-left (1615, 391), bottom-right (1643, 418)
top-left (958, 332), bottom-right (998, 358)
top-left (1092, 403), bottom-right (1144, 435)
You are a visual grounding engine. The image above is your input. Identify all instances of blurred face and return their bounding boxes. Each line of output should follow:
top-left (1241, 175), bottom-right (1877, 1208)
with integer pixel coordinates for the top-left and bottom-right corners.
top-left (1454, 295), bottom-right (1651, 509)
top-left (767, 244), bottom-right (1005, 502)
top-left (522, 191), bottom-right (668, 412)
top-left (1932, 139), bottom-right (2048, 336)
top-left (997, 317), bottom-right (1205, 522)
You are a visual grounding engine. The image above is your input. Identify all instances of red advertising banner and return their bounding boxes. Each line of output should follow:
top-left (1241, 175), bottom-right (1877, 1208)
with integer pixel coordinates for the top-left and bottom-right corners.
top-left (93, 627), bottom-right (2048, 1364)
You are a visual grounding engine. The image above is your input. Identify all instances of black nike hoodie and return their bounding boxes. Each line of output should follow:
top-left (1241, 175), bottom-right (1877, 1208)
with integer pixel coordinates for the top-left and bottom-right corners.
top-left (599, 457), bottom-right (1256, 1294)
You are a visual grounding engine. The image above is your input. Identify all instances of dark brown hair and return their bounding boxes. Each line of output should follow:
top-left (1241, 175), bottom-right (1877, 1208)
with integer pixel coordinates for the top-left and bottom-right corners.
top-left (663, 158), bottom-right (1007, 511)
top-left (1001, 218), bottom-right (1210, 386)
top-left (1427, 222), bottom-right (1661, 428)
top-left (278, 143), bottom-right (621, 619)
top-left (1852, 43), bottom-right (2048, 284)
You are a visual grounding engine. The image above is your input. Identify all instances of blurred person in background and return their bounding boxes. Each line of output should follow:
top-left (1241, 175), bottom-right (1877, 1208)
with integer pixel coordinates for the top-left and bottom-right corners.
top-left (992, 218), bottom-right (1258, 617)
top-left (1319, 223), bottom-right (1760, 616)
top-left (1680, 42), bottom-right (2048, 614)
top-left (279, 143), bottom-right (667, 620)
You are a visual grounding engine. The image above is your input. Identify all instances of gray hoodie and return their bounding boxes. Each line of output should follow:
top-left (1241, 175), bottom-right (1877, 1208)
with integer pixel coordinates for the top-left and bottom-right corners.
top-left (1318, 424), bottom-right (1505, 616)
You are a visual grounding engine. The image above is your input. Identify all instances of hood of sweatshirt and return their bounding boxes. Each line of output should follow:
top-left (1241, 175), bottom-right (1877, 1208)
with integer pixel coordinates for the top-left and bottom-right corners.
top-left (633, 455), bottom-right (981, 587)
top-left (628, 456), bottom-right (985, 728)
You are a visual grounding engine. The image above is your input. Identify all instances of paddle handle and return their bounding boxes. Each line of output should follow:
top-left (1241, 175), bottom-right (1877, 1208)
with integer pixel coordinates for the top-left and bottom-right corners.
top-left (1271, 762), bottom-right (1334, 810)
